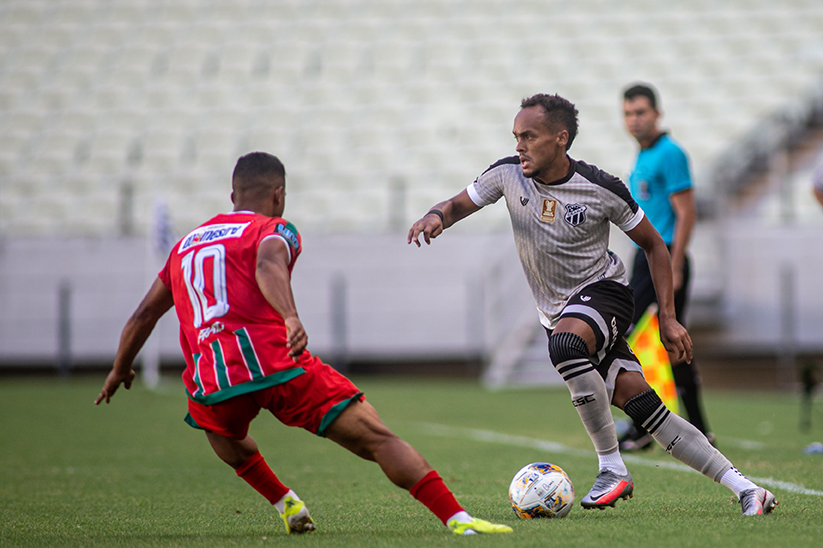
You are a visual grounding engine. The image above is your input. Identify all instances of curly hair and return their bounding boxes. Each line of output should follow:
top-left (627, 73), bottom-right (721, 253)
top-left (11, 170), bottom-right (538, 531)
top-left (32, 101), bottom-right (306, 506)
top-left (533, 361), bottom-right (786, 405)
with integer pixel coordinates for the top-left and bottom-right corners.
top-left (520, 93), bottom-right (579, 150)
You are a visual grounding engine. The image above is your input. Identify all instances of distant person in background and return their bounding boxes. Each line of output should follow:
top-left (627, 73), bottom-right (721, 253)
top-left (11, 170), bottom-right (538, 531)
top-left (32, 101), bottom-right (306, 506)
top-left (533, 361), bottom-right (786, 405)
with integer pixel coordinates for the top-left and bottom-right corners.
top-left (95, 152), bottom-right (512, 537)
top-left (620, 83), bottom-right (713, 451)
top-left (813, 162), bottom-right (823, 209)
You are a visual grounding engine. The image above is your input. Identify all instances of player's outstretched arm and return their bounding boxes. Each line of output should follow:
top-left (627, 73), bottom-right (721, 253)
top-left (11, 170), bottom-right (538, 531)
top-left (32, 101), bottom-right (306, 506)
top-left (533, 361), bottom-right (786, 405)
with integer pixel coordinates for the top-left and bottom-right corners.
top-left (255, 237), bottom-right (307, 361)
top-left (95, 278), bottom-right (174, 404)
top-left (626, 216), bottom-right (693, 364)
top-left (407, 189), bottom-right (482, 247)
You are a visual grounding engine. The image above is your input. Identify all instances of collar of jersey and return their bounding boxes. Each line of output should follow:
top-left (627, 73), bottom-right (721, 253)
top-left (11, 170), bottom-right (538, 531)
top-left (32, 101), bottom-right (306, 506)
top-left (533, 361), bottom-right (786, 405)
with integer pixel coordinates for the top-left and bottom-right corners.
top-left (533, 156), bottom-right (577, 186)
top-left (641, 131), bottom-right (669, 151)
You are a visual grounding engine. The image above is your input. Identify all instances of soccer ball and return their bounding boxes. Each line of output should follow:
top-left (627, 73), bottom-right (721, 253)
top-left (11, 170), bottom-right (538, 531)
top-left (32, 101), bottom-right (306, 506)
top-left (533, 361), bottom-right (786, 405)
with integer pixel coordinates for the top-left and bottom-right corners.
top-left (508, 462), bottom-right (574, 519)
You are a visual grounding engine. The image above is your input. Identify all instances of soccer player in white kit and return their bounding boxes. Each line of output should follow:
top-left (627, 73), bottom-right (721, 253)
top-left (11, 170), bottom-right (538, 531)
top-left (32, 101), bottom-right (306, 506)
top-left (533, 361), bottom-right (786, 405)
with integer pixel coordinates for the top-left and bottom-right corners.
top-left (408, 93), bottom-right (777, 516)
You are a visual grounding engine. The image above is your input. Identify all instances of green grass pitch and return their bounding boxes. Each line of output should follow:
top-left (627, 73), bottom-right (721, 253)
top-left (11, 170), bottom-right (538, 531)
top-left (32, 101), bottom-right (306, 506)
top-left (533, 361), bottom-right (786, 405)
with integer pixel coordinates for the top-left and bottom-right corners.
top-left (1, 375), bottom-right (822, 547)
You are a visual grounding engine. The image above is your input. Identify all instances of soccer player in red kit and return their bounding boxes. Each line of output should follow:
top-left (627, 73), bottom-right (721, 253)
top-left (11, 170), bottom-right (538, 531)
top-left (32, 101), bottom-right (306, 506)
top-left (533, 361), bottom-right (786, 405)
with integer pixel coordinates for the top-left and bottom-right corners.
top-left (95, 152), bottom-right (511, 536)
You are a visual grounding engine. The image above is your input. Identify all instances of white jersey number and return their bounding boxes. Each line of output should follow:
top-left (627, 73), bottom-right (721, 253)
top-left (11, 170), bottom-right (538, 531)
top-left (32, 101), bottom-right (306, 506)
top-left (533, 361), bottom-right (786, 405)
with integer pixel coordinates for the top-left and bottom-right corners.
top-left (181, 244), bottom-right (230, 328)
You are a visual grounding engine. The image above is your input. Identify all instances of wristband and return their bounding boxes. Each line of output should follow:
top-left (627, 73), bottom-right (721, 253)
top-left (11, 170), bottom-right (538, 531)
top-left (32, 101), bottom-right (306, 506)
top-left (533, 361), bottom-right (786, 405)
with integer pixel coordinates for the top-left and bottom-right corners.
top-left (426, 209), bottom-right (444, 223)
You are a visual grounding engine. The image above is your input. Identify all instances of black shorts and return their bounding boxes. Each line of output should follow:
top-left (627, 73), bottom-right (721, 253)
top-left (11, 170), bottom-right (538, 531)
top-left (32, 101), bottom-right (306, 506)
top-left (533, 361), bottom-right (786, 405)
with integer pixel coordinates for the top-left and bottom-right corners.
top-left (545, 280), bottom-right (643, 400)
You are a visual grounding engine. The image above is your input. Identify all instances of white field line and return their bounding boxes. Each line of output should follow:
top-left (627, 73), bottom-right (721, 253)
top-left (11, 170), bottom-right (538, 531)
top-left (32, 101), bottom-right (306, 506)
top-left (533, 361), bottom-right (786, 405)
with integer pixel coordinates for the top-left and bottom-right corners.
top-left (723, 438), bottom-right (767, 450)
top-left (417, 422), bottom-right (823, 497)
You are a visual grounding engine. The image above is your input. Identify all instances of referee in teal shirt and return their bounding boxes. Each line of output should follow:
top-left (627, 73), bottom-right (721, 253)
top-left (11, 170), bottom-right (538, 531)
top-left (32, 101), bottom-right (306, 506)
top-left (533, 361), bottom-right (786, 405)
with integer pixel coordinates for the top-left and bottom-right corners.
top-left (619, 83), bottom-right (713, 451)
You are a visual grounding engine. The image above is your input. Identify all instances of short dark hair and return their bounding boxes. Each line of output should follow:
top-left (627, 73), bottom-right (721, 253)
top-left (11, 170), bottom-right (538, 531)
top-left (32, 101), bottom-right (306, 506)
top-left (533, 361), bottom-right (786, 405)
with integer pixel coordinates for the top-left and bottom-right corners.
top-left (232, 152), bottom-right (286, 198)
top-left (520, 93), bottom-right (579, 150)
top-left (623, 83), bottom-right (658, 110)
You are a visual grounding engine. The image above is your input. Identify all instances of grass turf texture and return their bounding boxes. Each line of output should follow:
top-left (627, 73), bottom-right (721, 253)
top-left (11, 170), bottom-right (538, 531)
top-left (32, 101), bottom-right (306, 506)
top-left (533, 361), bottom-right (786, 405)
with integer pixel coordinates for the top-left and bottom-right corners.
top-left (1, 376), bottom-right (821, 547)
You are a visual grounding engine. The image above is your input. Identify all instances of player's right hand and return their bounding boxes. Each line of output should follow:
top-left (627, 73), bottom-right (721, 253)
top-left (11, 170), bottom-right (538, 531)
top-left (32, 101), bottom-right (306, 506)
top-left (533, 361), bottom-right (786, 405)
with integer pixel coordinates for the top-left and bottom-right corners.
top-left (94, 367), bottom-right (136, 405)
top-left (284, 315), bottom-right (307, 361)
top-left (407, 214), bottom-right (444, 247)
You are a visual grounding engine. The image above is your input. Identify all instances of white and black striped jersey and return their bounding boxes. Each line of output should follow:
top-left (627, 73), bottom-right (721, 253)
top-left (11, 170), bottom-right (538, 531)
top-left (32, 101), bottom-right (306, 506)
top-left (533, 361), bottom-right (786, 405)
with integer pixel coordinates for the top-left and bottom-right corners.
top-left (467, 156), bottom-right (645, 329)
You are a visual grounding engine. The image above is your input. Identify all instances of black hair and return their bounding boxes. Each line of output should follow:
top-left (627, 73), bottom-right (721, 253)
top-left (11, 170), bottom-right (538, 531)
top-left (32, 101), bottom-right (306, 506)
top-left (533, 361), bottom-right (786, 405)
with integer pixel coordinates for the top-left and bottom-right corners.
top-left (520, 93), bottom-right (579, 150)
top-left (232, 152), bottom-right (286, 198)
top-left (623, 83), bottom-right (658, 110)
top-left (233, 151), bottom-right (285, 184)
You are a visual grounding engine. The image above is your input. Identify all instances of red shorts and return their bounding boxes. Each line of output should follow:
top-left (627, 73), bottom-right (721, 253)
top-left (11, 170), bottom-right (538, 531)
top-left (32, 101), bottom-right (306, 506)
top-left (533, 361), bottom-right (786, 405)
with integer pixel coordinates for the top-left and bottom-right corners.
top-left (186, 359), bottom-right (363, 440)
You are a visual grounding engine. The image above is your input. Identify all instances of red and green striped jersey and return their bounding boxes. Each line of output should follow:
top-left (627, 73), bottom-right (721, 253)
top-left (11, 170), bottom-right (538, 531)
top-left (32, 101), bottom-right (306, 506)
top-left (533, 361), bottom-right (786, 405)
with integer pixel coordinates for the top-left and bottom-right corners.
top-left (159, 211), bottom-right (310, 405)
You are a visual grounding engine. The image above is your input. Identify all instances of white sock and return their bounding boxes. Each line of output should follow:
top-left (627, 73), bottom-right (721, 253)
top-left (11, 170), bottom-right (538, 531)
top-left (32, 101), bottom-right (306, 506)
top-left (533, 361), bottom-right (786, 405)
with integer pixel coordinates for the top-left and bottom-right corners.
top-left (719, 467), bottom-right (758, 498)
top-left (562, 369), bottom-right (620, 455)
top-left (598, 449), bottom-right (628, 475)
top-left (274, 489), bottom-right (299, 514)
top-left (446, 510), bottom-right (472, 525)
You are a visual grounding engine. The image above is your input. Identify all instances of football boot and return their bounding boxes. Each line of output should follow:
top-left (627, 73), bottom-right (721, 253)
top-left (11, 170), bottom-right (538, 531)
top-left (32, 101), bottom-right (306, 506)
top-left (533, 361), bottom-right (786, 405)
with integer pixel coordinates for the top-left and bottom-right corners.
top-left (618, 425), bottom-right (653, 452)
top-left (739, 488), bottom-right (777, 516)
top-left (447, 517), bottom-right (513, 535)
top-left (281, 496), bottom-right (315, 534)
top-left (580, 469), bottom-right (634, 509)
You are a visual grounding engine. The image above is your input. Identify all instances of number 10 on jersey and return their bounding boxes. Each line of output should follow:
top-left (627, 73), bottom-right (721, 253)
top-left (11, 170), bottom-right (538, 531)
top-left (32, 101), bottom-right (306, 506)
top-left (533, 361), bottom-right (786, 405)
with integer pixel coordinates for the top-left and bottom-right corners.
top-left (181, 244), bottom-right (230, 328)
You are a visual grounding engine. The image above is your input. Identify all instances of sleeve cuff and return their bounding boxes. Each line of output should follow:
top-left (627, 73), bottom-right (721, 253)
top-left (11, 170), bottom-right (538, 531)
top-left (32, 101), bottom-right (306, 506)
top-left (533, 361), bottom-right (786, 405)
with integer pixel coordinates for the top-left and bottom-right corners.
top-left (260, 234), bottom-right (292, 263)
top-left (466, 183), bottom-right (485, 207)
top-left (619, 208), bottom-right (645, 232)
top-left (669, 182), bottom-right (693, 195)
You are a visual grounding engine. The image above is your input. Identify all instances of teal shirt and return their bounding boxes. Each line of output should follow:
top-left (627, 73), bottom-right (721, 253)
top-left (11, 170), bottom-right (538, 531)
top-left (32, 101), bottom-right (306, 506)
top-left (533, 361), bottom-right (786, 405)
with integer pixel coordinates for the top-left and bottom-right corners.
top-left (628, 133), bottom-right (692, 244)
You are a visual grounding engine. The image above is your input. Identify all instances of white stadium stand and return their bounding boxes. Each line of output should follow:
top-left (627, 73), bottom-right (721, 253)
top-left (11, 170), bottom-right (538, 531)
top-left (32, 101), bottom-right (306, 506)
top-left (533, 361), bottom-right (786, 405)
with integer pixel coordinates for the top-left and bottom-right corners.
top-left (1, 0), bottom-right (823, 379)
top-left (1, 0), bottom-right (821, 236)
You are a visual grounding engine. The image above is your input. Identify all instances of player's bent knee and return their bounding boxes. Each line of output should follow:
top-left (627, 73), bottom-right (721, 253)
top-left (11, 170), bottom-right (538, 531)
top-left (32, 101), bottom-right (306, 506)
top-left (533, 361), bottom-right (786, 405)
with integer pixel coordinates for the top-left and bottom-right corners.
top-left (548, 331), bottom-right (590, 365)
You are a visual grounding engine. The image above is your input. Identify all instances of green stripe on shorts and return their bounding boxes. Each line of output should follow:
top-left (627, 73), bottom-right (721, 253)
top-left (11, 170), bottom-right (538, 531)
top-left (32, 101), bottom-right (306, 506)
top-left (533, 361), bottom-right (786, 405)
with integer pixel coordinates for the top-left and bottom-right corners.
top-left (316, 392), bottom-right (364, 438)
top-left (184, 412), bottom-right (204, 431)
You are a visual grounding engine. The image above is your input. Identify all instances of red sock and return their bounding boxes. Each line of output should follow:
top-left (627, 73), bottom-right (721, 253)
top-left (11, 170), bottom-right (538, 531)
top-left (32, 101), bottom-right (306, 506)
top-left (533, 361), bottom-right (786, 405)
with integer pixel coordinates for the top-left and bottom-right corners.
top-left (235, 451), bottom-right (290, 504)
top-left (409, 470), bottom-right (464, 524)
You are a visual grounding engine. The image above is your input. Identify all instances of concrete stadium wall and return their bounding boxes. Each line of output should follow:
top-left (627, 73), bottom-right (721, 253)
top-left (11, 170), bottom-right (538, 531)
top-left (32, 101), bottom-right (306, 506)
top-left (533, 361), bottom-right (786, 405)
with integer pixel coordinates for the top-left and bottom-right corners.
top-left (1, 222), bottom-right (821, 370)
top-left (0, 237), bottom-right (177, 365)
top-left (0, 231), bottom-right (535, 369)
top-left (720, 221), bottom-right (823, 352)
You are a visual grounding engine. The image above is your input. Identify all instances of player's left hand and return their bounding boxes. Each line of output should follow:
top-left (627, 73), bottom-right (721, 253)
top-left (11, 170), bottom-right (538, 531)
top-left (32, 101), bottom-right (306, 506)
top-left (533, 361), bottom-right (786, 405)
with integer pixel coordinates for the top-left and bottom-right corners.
top-left (284, 315), bottom-right (308, 361)
top-left (94, 367), bottom-right (136, 405)
top-left (658, 317), bottom-right (693, 364)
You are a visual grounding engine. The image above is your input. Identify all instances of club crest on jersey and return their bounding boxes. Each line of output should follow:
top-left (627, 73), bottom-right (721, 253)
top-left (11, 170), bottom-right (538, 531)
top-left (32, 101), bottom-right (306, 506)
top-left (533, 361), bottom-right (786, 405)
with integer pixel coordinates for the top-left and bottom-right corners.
top-left (540, 199), bottom-right (557, 222)
top-left (564, 203), bottom-right (587, 227)
top-left (179, 222), bottom-right (251, 253)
